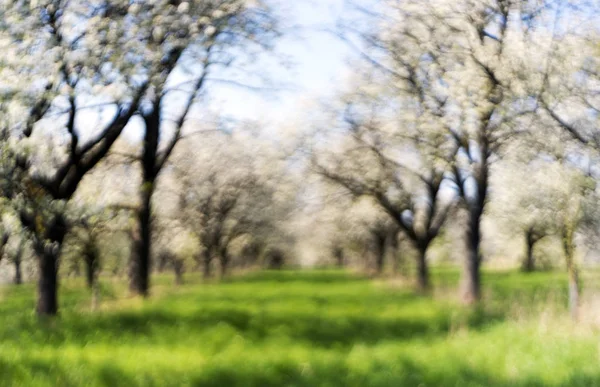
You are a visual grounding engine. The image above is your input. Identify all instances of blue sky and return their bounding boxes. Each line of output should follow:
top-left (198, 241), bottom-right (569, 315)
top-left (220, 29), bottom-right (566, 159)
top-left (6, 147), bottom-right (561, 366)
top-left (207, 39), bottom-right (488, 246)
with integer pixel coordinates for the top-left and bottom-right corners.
top-left (206, 0), bottom-right (353, 124)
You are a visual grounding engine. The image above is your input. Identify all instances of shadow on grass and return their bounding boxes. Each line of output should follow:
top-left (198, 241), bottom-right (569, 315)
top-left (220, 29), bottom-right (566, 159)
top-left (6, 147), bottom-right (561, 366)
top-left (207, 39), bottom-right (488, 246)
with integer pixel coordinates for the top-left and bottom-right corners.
top-left (189, 356), bottom-right (600, 387)
top-left (0, 270), bottom-right (509, 351)
top-left (0, 301), bottom-right (504, 352)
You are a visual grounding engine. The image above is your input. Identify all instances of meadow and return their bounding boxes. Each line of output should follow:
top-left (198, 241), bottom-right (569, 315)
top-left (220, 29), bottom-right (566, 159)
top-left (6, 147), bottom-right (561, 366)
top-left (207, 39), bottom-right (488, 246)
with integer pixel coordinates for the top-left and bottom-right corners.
top-left (0, 269), bottom-right (599, 386)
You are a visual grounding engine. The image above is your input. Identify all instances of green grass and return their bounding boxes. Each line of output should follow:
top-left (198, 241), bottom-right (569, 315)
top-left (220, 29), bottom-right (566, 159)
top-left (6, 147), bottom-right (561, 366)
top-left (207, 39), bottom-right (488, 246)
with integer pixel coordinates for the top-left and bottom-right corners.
top-left (0, 269), bottom-right (599, 386)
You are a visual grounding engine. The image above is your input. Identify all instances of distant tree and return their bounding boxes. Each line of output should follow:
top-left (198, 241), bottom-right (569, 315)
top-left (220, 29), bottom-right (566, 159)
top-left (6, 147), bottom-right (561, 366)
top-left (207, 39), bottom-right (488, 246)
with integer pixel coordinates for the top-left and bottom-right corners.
top-left (490, 161), bottom-right (559, 272)
top-left (171, 129), bottom-right (292, 278)
top-left (312, 97), bottom-right (454, 292)
top-left (553, 166), bottom-right (599, 321)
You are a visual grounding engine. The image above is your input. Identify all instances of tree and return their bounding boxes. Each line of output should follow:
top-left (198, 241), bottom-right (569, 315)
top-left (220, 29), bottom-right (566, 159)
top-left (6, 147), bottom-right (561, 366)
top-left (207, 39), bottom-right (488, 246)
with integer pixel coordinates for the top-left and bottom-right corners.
top-left (126, 0), bottom-right (278, 296)
top-left (338, 0), bottom-right (564, 303)
top-left (490, 161), bottom-right (558, 272)
top-left (0, 0), bottom-right (151, 315)
top-left (534, 161), bottom-right (599, 320)
top-left (172, 129), bottom-right (292, 278)
top-left (312, 92), bottom-right (454, 291)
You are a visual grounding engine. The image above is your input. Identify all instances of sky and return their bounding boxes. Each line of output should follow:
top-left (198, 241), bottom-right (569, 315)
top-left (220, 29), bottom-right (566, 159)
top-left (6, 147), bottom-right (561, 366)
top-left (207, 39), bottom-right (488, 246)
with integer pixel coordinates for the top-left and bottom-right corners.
top-left (205, 0), bottom-right (353, 127)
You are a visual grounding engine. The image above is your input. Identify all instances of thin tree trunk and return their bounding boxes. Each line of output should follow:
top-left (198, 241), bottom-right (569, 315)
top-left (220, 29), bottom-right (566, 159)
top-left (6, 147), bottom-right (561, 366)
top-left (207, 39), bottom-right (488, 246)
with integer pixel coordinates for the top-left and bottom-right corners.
top-left (333, 247), bottom-right (344, 268)
top-left (14, 258), bottom-right (22, 285)
top-left (568, 267), bottom-right (579, 321)
top-left (220, 253), bottom-right (229, 278)
top-left (84, 244), bottom-right (99, 290)
top-left (562, 225), bottom-right (579, 321)
top-left (388, 230), bottom-right (399, 274)
top-left (173, 259), bottom-right (184, 286)
top-left (203, 250), bottom-right (212, 279)
top-left (13, 238), bottom-right (24, 285)
top-left (524, 238), bottom-right (535, 272)
top-left (416, 247), bottom-right (430, 293)
top-left (462, 209), bottom-right (482, 304)
top-left (85, 258), bottom-right (95, 289)
top-left (522, 227), bottom-right (539, 273)
top-left (374, 233), bottom-right (386, 275)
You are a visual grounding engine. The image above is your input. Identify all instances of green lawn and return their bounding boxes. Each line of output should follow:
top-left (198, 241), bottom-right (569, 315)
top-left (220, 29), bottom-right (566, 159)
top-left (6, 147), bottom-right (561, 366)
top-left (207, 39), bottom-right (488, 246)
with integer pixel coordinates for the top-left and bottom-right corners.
top-left (0, 269), bottom-right (599, 386)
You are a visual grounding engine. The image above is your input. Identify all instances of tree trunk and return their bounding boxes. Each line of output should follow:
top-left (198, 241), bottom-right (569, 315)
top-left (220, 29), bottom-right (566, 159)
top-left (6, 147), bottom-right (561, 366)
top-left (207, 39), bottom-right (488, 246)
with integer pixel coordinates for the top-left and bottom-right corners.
top-left (522, 228), bottom-right (540, 273)
top-left (373, 233), bottom-right (386, 275)
top-left (14, 258), bottom-right (22, 285)
top-left (130, 102), bottom-right (160, 296)
top-left (85, 257), bottom-right (94, 289)
top-left (173, 259), bottom-right (184, 286)
top-left (562, 225), bottom-right (579, 321)
top-left (568, 267), bottom-right (579, 321)
top-left (218, 246), bottom-right (230, 278)
top-left (84, 246), bottom-right (99, 290)
top-left (130, 180), bottom-right (154, 297)
top-left (523, 236), bottom-right (535, 273)
top-left (220, 253), bottom-right (229, 278)
top-left (35, 218), bottom-right (67, 316)
top-left (333, 247), bottom-right (344, 268)
top-left (157, 252), bottom-right (169, 273)
top-left (462, 210), bottom-right (482, 304)
top-left (13, 238), bottom-right (24, 285)
top-left (203, 250), bottom-right (212, 279)
top-left (416, 247), bottom-right (429, 293)
top-left (37, 245), bottom-right (59, 316)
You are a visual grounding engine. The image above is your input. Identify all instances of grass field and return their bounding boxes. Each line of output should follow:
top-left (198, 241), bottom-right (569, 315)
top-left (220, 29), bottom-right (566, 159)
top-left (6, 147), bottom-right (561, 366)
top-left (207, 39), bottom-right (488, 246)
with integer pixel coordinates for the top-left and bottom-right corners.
top-left (0, 269), bottom-right (599, 386)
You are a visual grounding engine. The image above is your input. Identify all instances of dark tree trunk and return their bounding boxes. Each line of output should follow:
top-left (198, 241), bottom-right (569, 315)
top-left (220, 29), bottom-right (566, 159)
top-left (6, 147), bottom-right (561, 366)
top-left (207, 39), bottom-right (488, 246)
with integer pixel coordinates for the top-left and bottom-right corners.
top-left (85, 258), bottom-right (95, 289)
top-left (203, 250), bottom-right (212, 279)
top-left (220, 253), bottom-right (229, 278)
top-left (416, 247), bottom-right (429, 293)
top-left (130, 180), bottom-right (154, 297)
top-left (130, 101), bottom-right (161, 297)
top-left (267, 250), bottom-right (285, 270)
top-left (373, 233), bottom-right (386, 275)
top-left (13, 238), bottom-right (24, 285)
top-left (14, 257), bottom-right (22, 285)
top-left (86, 246), bottom-right (101, 311)
top-left (522, 226), bottom-right (545, 273)
top-left (523, 235), bottom-right (536, 273)
top-left (157, 252), bottom-right (169, 273)
top-left (462, 209), bottom-right (483, 304)
top-left (173, 259), bottom-right (184, 286)
top-left (35, 217), bottom-right (67, 316)
top-left (0, 232), bottom-right (9, 264)
top-left (37, 245), bottom-right (59, 316)
top-left (84, 246), bottom-right (99, 290)
top-left (333, 247), bottom-right (344, 268)
top-left (388, 230), bottom-right (398, 271)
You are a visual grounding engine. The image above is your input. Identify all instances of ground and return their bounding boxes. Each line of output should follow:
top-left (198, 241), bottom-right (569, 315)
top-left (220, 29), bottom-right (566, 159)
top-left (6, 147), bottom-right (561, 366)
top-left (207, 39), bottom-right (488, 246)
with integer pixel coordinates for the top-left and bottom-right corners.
top-left (0, 268), bottom-right (599, 386)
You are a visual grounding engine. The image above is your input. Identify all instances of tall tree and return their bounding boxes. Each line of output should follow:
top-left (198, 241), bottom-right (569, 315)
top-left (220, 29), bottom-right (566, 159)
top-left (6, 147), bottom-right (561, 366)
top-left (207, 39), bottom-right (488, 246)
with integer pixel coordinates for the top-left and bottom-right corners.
top-left (126, 0), bottom-right (278, 296)
top-left (0, 0), bottom-right (150, 315)
top-left (340, 0), bottom-right (560, 303)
